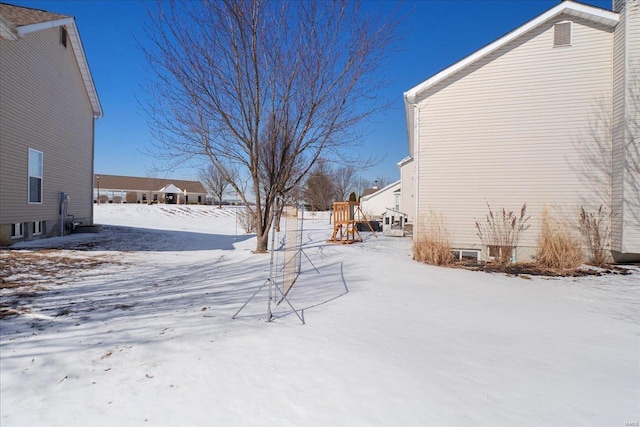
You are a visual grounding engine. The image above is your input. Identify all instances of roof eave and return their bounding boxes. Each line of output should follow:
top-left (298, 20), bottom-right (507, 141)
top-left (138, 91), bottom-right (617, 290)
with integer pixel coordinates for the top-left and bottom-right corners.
top-left (65, 20), bottom-right (103, 118)
top-left (0, 14), bottom-right (19, 40)
top-left (15, 16), bottom-right (73, 36)
top-left (404, 1), bottom-right (619, 103)
top-left (362, 180), bottom-right (402, 201)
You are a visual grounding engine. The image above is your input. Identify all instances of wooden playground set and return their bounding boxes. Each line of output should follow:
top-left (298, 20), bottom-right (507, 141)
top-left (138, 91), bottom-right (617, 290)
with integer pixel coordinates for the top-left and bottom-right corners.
top-left (328, 201), bottom-right (377, 244)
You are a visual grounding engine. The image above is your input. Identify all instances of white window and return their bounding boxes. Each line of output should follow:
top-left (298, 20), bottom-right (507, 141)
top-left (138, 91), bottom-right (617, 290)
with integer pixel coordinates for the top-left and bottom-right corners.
top-left (488, 245), bottom-right (514, 261)
top-left (11, 223), bottom-right (24, 239)
top-left (554, 21), bottom-right (571, 47)
top-left (33, 221), bottom-right (43, 236)
top-left (28, 148), bottom-right (43, 203)
top-left (451, 249), bottom-right (480, 262)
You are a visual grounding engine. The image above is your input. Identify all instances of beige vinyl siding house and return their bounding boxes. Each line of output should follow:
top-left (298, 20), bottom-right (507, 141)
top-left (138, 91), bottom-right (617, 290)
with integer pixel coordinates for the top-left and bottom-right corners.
top-left (404, 1), bottom-right (639, 262)
top-left (0, 4), bottom-right (102, 246)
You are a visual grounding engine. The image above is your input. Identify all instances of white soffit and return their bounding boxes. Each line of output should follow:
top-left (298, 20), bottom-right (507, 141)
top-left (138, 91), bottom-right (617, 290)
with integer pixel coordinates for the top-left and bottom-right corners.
top-left (397, 155), bottom-right (413, 167)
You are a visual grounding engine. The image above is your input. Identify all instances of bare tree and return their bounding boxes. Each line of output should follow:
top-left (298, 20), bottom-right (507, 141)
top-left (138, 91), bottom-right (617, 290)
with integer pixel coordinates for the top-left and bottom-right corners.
top-left (353, 176), bottom-right (373, 199)
top-left (199, 164), bottom-right (235, 208)
top-left (333, 164), bottom-right (358, 202)
top-left (142, 0), bottom-right (400, 252)
top-left (374, 176), bottom-right (390, 189)
top-left (303, 159), bottom-right (337, 211)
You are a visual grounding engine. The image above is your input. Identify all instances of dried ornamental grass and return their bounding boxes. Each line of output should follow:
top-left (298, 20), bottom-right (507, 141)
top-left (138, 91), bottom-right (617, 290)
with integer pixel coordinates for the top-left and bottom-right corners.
top-left (475, 202), bottom-right (530, 265)
top-left (413, 213), bottom-right (454, 266)
top-left (579, 205), bottom-right (612, 267)
top-left (536, 209), bottom-right (583, 270)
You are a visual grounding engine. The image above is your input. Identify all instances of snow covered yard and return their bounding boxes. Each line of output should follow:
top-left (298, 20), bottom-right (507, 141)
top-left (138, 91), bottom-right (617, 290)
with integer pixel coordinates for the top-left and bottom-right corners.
top-left (1, 204), bottom-right (638, 426)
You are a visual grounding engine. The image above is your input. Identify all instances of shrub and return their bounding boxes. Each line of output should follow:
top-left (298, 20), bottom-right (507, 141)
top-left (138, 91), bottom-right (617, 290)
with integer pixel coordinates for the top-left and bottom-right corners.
top-left (475, 202), bottom-right (530, 265)
top-left (413, 212), bottom-right (454, 266)
top-left (579, 205), bottom-right (612, 266)
top-left (536, 209), bottom-right (583, 270)
top-left (237, 208), bottom-right (256, 233)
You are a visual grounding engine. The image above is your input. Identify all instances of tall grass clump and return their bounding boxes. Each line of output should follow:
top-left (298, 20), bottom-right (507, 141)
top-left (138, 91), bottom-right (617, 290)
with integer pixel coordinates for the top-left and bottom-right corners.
top-left (475, 202), bottom-right (530, 265)
top-left (579, 205), bottom-right (612, 266)
top-left (536, 208), bottom-right (583, 270)
top-left (413, 212), bottom-right (454, 266)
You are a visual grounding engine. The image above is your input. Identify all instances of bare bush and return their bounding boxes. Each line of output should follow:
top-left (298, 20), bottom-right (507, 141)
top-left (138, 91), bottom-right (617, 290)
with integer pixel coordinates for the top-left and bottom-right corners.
top-left (536, 209), bottom-right (583, 270)
top-left (237, 208), bottom-right (256, 234)
top-left (579, 205), bottom-right (612, 266)
top-left (475, 202), bottom-right (530, 265)
top-left (413, 213), bottom-right (454, 266)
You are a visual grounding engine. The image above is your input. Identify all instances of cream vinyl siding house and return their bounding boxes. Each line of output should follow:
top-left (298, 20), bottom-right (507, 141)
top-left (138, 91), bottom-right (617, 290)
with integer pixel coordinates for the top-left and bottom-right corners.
top-left (0, 4), bottom-right (102, 246)
top-left (360, 180), bottom-right (402, 220)
top-left (404, 1), bottom-right (639, 262)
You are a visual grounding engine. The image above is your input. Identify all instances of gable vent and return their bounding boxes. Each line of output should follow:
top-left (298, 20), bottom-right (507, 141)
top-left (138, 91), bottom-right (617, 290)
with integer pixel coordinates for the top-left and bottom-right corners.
top-left (554, 22), bottom-right (571, 47)
top-left (60, 26), bottom-right (68, 48)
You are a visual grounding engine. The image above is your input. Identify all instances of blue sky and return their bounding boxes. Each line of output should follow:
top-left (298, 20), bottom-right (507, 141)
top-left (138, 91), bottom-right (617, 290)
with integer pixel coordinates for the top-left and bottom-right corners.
top-left (10, 0), bottom-right (612, 184)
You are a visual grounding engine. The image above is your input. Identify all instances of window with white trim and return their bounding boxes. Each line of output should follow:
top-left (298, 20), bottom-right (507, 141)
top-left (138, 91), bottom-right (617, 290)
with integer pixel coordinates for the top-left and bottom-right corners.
top-left (451, 249), bottom-right (479, 262)
top-left (488, 245), bottom-right (514, 261)
top-left (11, 223), bottom-right (24, 239)
top-left (28, 148), bottom-right (43, 203)
top-left (33, 221), bottom-right (43, 236)
top-left (554, 21), bottom-right (571, 47)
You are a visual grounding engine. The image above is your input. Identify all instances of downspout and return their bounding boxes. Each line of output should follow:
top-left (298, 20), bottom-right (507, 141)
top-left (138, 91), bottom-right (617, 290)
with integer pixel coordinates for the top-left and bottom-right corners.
top-left (620, 0), bottom-right (629, 253)
top-left (91, 116), bottom-right (96, 225)
top-left (413, 104), bottom-right (420, 237)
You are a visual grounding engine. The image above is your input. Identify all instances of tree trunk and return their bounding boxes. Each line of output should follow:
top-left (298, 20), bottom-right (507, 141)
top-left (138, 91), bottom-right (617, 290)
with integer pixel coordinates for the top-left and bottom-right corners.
top-left (255, 228), bottom-right (269, 253)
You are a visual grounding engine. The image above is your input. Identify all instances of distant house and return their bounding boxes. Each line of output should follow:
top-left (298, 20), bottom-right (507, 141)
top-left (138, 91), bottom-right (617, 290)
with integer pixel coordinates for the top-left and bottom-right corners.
top-left (0, 3), bottom-right (102, 246)
top-left (360, 180), bottom-right (401, 221)
top-left (94, 174), bottom-right (208, 205)
top-left (397, 156), bottom-right (415, 225)
top-left (403, 0), bottom-right (639, 262)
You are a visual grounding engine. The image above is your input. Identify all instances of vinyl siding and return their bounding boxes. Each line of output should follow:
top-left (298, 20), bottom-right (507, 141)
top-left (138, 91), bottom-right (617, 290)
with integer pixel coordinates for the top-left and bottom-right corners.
top-left (611, 0), bottom-right (640, 259)
top-left (0, 26), bottom-right (94, 243)
top-left (414, 14), bottom-right (614, 259)
top-left (611, 0), bottom-right (627, 253)
top-left (360, 181), bottom-right (401, 220)
top-left (621, 0), bottom-right (640, 255)
top-left (400, 159), bottom-right (415, 223)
